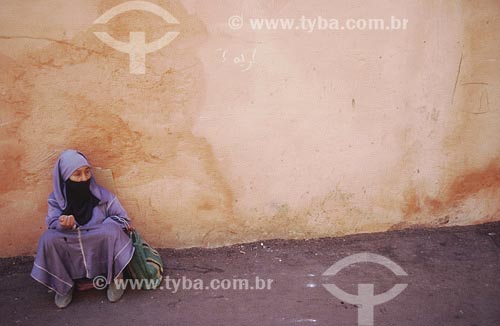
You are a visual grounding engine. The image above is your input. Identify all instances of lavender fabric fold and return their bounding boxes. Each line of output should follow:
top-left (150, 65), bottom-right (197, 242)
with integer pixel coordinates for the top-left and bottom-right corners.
top-left (31, 149), bottom-right (134, 295)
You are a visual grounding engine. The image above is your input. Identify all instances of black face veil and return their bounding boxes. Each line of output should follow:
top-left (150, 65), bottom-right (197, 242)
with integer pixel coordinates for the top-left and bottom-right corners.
top-left (63, 178), bottom-right (99, 226)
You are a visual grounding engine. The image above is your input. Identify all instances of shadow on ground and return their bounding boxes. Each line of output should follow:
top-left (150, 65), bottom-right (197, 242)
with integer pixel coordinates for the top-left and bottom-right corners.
top-left (1, 222), bottom-right (499, 326)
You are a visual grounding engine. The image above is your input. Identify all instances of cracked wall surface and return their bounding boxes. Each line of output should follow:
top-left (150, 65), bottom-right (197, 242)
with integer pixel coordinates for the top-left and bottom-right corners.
top-left (0, 0), bottom-right (499, 256)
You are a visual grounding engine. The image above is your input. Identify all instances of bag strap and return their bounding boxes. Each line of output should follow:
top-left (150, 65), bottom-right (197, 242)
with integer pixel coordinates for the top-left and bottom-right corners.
top-left (130, 230), bottom-right (137, 242)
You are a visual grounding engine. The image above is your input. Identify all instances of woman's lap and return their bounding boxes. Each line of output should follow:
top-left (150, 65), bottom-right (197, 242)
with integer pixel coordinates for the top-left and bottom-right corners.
top-left (31, 222), bottom-right (133, 295)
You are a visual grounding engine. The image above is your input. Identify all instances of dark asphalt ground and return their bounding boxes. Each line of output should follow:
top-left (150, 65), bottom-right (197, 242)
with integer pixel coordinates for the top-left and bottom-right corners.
top-left (1, 222), bottom-right (499, 326)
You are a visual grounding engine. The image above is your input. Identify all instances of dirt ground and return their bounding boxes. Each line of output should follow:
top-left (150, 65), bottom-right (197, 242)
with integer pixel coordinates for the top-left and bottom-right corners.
top-left (1, 222), bottom-right (499, 326)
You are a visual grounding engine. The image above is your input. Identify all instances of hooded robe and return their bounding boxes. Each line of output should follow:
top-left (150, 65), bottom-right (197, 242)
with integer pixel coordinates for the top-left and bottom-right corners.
top-left (31, 149), bottom-right (135, 296)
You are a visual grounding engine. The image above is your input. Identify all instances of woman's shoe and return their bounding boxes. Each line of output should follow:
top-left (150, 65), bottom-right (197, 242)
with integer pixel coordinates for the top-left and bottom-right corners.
top-left (106, 276), bottom-right (125, 302)
top-left (54, 287), bottom-right (73, 308)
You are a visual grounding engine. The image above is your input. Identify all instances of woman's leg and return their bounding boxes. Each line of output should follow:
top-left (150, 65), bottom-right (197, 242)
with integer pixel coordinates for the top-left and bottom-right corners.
top-left (30, 230), bottom-right (84, 308)
top-left (31, 230), bottom-right (79, 296)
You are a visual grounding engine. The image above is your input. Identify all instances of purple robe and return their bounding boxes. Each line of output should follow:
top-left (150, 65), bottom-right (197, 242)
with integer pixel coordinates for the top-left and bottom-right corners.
top-left (31, 149), bottom-right (134, 295)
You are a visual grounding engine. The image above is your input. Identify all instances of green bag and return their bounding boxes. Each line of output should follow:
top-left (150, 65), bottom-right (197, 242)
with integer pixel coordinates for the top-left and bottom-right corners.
top-left (124, 230), bottom-right (164, 290)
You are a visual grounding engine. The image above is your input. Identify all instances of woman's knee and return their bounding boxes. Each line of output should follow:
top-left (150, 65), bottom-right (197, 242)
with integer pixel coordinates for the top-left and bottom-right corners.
top-left (38, 230), bottom-right (65, 249)
top-left (102, 219), bottom-right (127, 236)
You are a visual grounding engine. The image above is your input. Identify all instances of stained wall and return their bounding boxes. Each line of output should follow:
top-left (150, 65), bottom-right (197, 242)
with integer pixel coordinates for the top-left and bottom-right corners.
top-left (0, 0), bottom-right (498, 256)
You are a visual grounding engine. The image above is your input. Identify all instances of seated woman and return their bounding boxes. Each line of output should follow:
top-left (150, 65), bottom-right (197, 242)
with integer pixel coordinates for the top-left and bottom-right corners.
top-left (31, 149), bottom-right (135, 308)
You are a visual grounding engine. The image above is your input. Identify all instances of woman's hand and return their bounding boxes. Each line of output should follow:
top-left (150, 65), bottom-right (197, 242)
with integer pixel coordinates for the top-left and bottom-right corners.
top-left (59, 215), bottom-right (76, 229)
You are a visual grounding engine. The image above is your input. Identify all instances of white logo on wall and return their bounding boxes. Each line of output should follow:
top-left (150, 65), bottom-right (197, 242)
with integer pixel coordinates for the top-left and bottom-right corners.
top-left (322, 253), bottom-right (408, 326)
top-left (93, 1), bottom-right (180, 74)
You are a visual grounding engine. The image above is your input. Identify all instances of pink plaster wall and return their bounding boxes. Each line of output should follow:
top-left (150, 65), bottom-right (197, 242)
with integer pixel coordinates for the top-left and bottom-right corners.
top-left (0, 0), bottom-right (499, 257)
